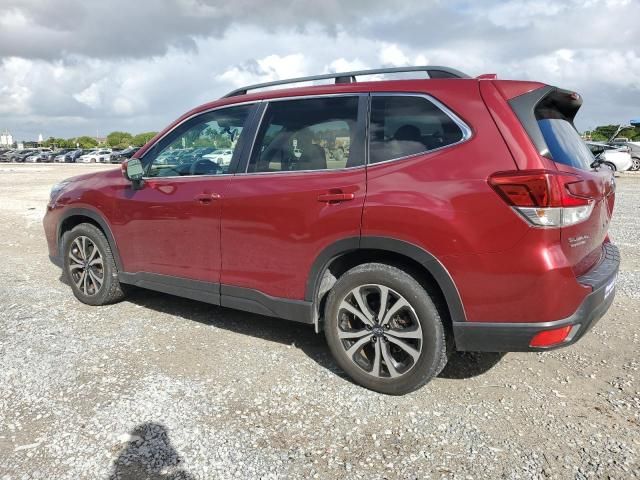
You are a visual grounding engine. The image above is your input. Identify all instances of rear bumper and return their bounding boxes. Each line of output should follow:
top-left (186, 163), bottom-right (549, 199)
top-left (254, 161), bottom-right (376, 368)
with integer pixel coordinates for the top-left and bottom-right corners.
top-left (453, 243), bottom-right (620, 352)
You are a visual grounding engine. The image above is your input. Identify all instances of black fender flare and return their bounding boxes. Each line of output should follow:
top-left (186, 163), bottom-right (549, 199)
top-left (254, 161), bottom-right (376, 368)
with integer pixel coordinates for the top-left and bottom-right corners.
top-left (305, 236), bottom-right (467, 324)
top-left (56, 207), bottom-right (123, 272)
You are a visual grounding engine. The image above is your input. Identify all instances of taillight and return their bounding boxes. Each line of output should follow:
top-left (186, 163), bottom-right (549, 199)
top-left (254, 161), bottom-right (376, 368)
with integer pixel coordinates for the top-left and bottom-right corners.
top-left (488, 170), bottom-right (594, 228)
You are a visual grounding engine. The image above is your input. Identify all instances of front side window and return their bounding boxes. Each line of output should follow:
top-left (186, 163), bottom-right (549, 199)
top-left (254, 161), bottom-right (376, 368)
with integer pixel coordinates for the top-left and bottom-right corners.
top-left (145, 104), bottom-right (251, 177)
top-left (369, 95), bottom-right (465, 164)
top-left (247, 96), bottom-right (360, 173)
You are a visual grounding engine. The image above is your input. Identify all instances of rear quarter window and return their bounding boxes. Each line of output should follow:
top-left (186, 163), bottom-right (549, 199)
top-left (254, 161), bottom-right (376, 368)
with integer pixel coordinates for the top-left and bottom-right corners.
top-left (369, 95), bottom-right (467, 164)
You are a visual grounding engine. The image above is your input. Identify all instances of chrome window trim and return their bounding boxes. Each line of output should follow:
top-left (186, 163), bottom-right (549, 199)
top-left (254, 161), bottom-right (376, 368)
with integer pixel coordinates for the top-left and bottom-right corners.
top-left (367, 92), bottom-right (473, 167)
top-left (140, 173), bottom-right (235, 180)
top-left (242, 92), bottom-right (365, 175)
top-left (236, 164), bottom-right (366, 177)
top-left (140, 91), bottom-right (472, 179)
top-left (140, 100), bottom-right (259, 180)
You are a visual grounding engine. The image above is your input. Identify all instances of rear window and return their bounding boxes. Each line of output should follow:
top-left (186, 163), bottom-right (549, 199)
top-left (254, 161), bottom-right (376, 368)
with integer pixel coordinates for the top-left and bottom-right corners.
top-left (537, 118), bottom-right (595, 170)
top-left (535, 95), bottom-right (595, 170)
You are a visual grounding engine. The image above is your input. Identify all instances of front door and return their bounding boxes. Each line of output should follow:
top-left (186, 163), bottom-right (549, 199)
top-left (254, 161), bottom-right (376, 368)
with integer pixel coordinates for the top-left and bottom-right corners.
top-left (111, 104), bottom-right (255, 284)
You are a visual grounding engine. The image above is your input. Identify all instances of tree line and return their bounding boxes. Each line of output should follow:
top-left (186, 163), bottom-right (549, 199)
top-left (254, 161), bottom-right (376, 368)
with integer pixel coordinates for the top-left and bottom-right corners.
top-left (41, 131), bottom-right (158, 149)
top-left (585, 125), bottom-right (640, 142)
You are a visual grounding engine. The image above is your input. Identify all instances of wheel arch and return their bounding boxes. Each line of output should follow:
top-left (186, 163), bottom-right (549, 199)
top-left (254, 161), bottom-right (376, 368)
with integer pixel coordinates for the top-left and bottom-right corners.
top-left (306, 236), bottom-right (467, 331)
top-left (57, 208), bottom-right (123, 271)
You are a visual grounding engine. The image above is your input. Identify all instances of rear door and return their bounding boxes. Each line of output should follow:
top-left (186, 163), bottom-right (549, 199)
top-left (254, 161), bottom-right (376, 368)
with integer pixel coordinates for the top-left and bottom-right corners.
top-left (221, 95), bottom-right (367, 301)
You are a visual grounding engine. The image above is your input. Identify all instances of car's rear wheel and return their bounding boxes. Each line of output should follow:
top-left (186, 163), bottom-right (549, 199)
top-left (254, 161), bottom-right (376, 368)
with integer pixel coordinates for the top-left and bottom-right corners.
top-left (324, 263), bottom-right (448, 395)
top-left (631, 157), bottom-right (640, 171)
top-left (63, 223), bottom-right (127, 306)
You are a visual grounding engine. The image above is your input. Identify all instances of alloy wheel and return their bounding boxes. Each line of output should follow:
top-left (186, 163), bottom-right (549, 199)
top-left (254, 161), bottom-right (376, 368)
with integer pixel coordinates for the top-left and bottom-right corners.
top-left (68, 236), bottom-right (104, 296)
top-left (336, 284), bottom-right (423, 378)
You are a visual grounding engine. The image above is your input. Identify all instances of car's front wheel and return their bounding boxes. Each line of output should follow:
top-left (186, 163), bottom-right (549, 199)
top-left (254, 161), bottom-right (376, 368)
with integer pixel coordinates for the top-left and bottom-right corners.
top-left (631, 156), bottom-right (640, 171)
top-left (63, 223), bottom-right (127, 306)
top-left (324, 263), bottom-right (449, 395)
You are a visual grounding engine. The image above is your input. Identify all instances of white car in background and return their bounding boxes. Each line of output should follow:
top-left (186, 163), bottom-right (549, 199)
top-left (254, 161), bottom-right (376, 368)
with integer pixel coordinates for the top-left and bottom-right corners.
top-left (587, 142), bottom-right (633, 172)
top-left (203, 149), bottom-right (234, 166)
top-left (77, 149), bottom-right (112, 163)
top-left (610, 138), bottom-right (640, 171)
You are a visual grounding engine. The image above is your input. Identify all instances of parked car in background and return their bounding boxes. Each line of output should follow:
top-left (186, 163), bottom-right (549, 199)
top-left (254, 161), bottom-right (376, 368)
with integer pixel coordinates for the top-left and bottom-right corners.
top-left (47, 149), bottom-right (74, 163)
top-left (109, 147), bottom-right (140, 163)
top-left (13, 149), bottom-right (38, 162)
top-left (0, 149), bottom-right (17, 162)
top-left (203, 148), bottom-right (234, 166)
top-left (59, 149), bottom-right (85, 163)
top-left (609, 138), bottom-right (640, 171)
top-left (77, 149), bottom-right (112, 163)
top-left (44, 66), bottom-right (620, 394)
top-left (25, 149), bottom-right (53, 163)
top-left (587, 141), bottom-right (633, 172)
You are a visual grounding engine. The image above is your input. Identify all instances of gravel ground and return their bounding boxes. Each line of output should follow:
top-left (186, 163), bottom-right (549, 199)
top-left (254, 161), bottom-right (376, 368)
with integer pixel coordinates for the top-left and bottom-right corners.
top-left (0, 163), bottom-right (638, 480)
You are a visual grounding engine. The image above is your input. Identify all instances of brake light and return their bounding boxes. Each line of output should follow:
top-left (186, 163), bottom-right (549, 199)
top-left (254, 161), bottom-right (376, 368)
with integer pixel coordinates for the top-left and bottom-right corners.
top-left (489, 170), bottom-right (594, 227)
top-left (530, 325), bottom-right (572, 347)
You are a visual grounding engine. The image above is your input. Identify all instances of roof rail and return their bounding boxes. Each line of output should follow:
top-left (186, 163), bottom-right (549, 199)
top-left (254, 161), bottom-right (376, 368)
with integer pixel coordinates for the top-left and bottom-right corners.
top-left (222, 65), bottom-right (470, 98)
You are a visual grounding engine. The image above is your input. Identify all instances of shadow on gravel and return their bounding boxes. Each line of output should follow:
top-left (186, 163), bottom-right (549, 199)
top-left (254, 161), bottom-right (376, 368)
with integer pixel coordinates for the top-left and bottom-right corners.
top-left (123, 287), bottom-right (349, 380)
top-left (438, 351), bottom-right (506, 379)
top-left (109, 422), bottom-right (194, 480)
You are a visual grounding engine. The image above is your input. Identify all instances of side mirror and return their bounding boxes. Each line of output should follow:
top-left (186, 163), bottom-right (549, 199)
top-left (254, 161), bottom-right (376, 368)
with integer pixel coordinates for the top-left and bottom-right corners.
top-left (122, 158), bottom-right (145, 190)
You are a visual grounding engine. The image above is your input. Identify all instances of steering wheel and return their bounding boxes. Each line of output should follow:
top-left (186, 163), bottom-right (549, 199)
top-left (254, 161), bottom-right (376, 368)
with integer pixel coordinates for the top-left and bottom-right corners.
top-left (189, 158), bottom-right (220, 175)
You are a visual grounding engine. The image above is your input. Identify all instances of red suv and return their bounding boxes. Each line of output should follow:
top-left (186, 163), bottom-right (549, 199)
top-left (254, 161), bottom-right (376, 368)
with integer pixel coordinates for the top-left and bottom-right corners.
top-left (43, 66), bottom-right (619, 394)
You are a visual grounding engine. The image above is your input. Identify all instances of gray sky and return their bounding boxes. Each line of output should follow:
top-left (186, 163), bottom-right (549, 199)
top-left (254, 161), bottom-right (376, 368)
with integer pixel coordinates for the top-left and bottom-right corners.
top-left (1, 0), bottom-right (639, 140)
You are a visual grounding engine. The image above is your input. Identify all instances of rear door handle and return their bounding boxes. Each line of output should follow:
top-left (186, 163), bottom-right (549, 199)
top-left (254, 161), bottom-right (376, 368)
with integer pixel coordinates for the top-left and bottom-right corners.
top-left (194, 193), bottom-right (221, 204)
top-left (317, 192), bottom-right (355, 203)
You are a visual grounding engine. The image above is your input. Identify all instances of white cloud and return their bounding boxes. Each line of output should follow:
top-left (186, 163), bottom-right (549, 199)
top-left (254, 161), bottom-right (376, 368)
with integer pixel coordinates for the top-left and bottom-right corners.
top-left (379, 44), bottom-right (411, 67)
top-left (0, 8), bottom-right (29, 28)
top-left (219, 53), bottom-right (309, 91)
top-left (73, 82), bottom-right (104, 109)
top-left (0, 57), bottom-right (32, 115)
top-left (486, 0), bottom-right (566, 28)
top-left (325, 58), bottom-right (369, 73)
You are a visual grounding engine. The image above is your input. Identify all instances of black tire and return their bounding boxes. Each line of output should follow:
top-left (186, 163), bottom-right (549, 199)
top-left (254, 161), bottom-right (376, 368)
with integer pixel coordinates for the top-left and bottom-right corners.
top-left (62, 223), bottom-right (127, 306)
top-left (324, 263), bottom-right (448, 395)
top-left (631, 157), bottom-right (640, 171)
top-left (604, 161), bottom-right (617, 172)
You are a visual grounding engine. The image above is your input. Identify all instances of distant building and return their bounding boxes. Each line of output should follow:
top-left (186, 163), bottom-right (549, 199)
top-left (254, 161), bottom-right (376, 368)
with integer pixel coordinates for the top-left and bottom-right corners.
top-left (0, 129), bottom-right (14, 146)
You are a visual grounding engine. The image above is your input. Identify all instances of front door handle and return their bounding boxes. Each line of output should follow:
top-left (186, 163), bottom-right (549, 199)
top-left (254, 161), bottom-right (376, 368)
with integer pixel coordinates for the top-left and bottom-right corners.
top-left (194, 193), bottom-right (220, 204)
top-left (317, 192), bottom-right (355, 203)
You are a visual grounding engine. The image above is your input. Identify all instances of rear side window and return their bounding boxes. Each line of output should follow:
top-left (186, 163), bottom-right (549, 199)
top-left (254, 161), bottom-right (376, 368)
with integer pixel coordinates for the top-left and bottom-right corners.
top-left (536, 106), bottom-right (595, 170)
top-left (248, 96), bottom-right (360, 173)
top-left (369, 95), bottom-right (465, 164)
